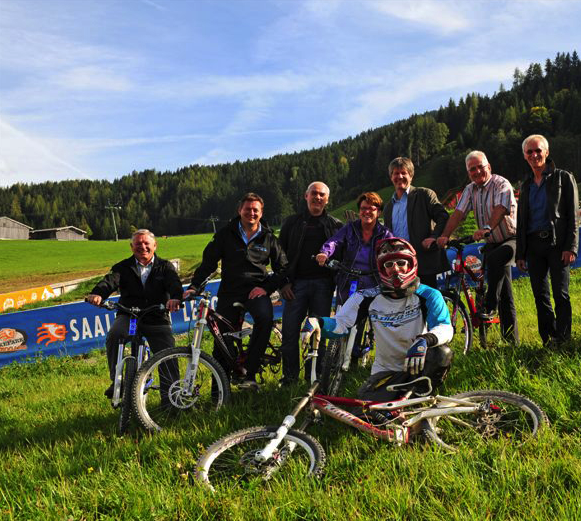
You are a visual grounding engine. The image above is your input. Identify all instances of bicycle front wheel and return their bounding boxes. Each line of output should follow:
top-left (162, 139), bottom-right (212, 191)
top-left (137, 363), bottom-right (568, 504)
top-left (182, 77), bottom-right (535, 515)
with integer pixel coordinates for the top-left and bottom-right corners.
top-left (118, 356), bottom-right (137, 436)
top-left (196, 426), bottom-right (326, 491)
top-left (424, 390), bottom-right (548, 451)
top-left (442, 291), bottom-right (473, 355)
top-left (319, 338), bottom-right (345, 396)
top-left (132, 347), bottom-right (231, 433)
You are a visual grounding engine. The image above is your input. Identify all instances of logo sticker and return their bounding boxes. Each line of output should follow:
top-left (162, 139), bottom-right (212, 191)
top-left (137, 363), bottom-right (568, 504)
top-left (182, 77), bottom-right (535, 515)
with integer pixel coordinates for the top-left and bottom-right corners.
top-left (0, 328), bottom-right (28, 353)
top-left (37, 323), bottom-right (68, 346)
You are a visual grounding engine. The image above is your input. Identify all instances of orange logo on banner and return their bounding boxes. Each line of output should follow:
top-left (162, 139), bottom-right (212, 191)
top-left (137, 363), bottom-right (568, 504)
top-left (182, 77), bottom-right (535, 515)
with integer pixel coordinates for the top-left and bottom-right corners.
top-left (0, 285), bottom-right (56, 312)
top-left (37, 323), bottom-right (67, 346)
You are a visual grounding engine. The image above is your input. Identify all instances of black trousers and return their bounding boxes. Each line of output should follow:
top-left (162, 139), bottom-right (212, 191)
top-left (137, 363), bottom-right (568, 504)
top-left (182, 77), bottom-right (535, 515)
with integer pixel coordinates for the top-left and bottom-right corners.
top-left (482, 240), bottom-right (519, 344)
top-left (215, 294), bottom-right (274, 379)
top-left (526, 235), bottom-right (572, 344)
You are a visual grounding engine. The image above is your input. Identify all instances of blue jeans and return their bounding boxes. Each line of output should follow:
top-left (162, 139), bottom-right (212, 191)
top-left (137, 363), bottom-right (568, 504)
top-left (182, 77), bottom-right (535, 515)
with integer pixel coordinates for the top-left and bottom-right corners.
top-left (281, 278), bottom-right (334, 381)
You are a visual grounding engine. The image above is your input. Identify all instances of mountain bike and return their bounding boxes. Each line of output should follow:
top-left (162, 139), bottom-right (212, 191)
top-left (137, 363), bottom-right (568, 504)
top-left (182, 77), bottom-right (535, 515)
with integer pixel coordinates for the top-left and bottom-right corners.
top-left (196, 375), bottom-right (548, 491)
top-left (93, 300), bottom-right (164, 435)
top-left (132, 276), bottom-right (282, 432)
top-left (318, 259), bottom-right (377, 396)
top-left (441, 235), bottom-right (501, 353)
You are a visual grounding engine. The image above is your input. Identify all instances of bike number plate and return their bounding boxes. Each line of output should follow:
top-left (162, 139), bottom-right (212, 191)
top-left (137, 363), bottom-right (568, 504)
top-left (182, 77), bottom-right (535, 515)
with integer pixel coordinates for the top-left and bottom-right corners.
top-left (348, 280), bottom-right (358, 297)
top-left (129, 318), bottom-right (137, 336)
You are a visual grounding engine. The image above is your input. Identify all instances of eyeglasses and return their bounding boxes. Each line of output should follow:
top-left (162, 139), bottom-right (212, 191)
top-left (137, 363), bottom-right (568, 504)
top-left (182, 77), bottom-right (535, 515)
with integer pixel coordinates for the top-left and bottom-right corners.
top-left (526, 148), bottom-right (543, 155)
top-left (383, 259), bottom-right (409, 268)
top-left (359, 205), bottom-right (378, 213)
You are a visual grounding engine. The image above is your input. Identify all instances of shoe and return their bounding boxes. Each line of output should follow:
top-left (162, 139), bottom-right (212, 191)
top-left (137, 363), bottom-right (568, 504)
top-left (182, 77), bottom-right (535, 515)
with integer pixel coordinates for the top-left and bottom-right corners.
top-left (477, 310), bottom-right (495, 321)
top-left (104, 384), bottom-right (114, 399)
top-left (237, 378), bottom-right (260, 390)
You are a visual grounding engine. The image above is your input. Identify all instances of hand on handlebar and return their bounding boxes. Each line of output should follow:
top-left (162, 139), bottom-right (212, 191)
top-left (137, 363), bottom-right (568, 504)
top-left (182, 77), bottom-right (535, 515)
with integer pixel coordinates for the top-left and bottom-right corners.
top-left (315, 253), bottom-right (328, 266)
top-left (473, 228), bottom-right (491, 242)
top-left (86, 294), bottom-right (102, 306)
top-left (166, 299), bottom-right (181, 312)
top-left (183, 287), bottom-right (197, 300)
top-left (436, 236), bottom-right (449, 249)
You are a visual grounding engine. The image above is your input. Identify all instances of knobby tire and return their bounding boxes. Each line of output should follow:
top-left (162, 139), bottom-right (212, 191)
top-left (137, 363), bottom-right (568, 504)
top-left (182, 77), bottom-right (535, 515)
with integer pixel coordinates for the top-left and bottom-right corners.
top-left (118, 356), bottom-right (137, 436)
top-left (442, 291), bottom-right (473, 355)
top-left (319, 338), bottom-right (344, 396)
top-left (196, 425), bottom-right (326, 491)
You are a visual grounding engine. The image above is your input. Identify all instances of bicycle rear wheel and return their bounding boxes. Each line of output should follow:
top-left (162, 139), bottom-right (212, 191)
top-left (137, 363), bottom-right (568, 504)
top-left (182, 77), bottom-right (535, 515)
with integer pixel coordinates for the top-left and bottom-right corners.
top-left (196, 426), bottom-right (326, 491)
top-left (132, 347), bottom-right (230, 433)
top-left (424, 390), bottom-right (548, 451)
top-left (118, 356), bottom-right (137, 436)
top-left (442, 291), bottom-right (473, 355)
top-left (319, 338), bottom-right (345, 396)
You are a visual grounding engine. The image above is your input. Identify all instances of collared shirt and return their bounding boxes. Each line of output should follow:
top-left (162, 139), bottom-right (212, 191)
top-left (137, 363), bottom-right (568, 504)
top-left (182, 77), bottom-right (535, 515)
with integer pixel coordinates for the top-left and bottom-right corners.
top-left (136, 255), bottom-right (155, 285)
top-left (238, 221), bottom-right (262, 245)
top-left (391, 189), bottom-right (410, 241)
top-left (527, 173), bottom-right (551, 233)
top-left (456, 174), bottom-right (517, 243)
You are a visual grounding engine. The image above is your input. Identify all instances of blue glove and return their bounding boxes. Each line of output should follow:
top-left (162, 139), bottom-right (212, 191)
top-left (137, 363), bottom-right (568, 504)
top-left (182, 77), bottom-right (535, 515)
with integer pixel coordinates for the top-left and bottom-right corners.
top-left (404, 338), bottom-right (428, 375)
top-left (300, 317), bottom-right (321, 346)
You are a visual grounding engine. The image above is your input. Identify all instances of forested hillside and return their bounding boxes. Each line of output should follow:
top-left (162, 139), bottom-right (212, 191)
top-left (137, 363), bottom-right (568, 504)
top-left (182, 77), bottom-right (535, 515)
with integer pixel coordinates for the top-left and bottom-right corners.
top-left (1, 51), bottom-right (579, 239)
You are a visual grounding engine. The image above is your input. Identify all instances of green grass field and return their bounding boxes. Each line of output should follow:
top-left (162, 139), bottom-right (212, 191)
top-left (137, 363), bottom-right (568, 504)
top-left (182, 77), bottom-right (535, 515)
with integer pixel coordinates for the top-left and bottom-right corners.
top-left (1, 270), bottom-right (580, 519)
top-left (0, 234), bottom-right (213, 292)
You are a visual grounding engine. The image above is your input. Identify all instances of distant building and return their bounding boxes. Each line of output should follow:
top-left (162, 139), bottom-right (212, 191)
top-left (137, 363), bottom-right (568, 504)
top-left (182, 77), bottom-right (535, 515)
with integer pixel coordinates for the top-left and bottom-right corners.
top-left (0, 216), bottom-right (32, 240)
top-left (30, 226), bottom-right (88, 241)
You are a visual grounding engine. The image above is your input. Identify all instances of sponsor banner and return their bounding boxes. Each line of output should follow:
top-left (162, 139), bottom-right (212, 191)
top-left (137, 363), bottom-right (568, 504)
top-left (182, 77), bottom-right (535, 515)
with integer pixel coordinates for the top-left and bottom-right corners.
top-left (0, 285), bottom-right (57, 312)
top-left (0, 281), bottom-right (285, 368)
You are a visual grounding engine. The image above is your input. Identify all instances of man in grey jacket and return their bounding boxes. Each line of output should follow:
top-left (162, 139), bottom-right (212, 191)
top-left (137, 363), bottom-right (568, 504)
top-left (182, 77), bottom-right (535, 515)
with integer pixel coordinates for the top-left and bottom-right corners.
top-left (383, 157), bottom-right (449, 289)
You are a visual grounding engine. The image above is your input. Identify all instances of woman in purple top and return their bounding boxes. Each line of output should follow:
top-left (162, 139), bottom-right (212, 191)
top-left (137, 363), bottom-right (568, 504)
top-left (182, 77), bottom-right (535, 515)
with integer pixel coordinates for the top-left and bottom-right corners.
top-left (316, 192), bottom-right (394, 305)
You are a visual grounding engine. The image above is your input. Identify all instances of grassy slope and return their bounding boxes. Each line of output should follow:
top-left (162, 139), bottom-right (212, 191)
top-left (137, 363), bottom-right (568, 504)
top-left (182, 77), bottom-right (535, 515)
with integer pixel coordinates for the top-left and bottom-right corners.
top-left (1, 273), bottom-right (580, 519)
top-left (0, 234), bottom-right (213, 292)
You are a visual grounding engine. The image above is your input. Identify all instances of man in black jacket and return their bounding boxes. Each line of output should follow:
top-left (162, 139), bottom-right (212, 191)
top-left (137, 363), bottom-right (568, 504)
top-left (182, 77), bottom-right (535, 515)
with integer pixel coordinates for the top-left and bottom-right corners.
top-left (516, 134), bottom-right (579, 346)
top-left (185, 193), bottom-right (288, 389)
top-left (87, 229), bottom-right (182, 398)
top-left (278, 182), bottom-right (342, 385)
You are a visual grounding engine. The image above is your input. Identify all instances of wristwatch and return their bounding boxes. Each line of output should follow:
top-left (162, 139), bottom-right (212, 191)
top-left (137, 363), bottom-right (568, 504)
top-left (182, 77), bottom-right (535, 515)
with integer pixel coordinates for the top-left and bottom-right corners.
top-left (483, 225), bottom-right (492, 231)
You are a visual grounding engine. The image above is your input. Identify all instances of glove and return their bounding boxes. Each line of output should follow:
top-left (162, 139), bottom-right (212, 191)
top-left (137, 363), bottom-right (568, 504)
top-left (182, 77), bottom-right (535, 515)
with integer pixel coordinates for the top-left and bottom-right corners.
top-left (300, 317), bottom-right (321, 346)
top-left (404, 338), bottom-right (428, 375)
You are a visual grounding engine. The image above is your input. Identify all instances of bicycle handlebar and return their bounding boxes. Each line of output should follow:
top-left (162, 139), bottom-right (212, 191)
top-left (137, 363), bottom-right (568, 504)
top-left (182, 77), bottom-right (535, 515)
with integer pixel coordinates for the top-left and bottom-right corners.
top-left (85, 298), bottom-right (165, 315)
top-left (312, 255), bottom-right (377, 277)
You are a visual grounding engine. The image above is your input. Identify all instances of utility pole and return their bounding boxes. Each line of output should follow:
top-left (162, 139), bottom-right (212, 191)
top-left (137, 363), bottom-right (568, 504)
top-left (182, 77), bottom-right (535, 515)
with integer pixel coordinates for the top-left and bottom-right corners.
top-left (105, 202), bottom-right (122, 241)
top-left (209, 216), bottom-right (219, 233)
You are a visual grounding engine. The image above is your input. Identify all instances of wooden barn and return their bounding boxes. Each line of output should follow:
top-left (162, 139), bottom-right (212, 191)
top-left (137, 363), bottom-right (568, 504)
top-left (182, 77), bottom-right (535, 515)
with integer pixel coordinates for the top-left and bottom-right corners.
top-left (0, 216), bottom-right (32, 240)
top-left (30, 226), bottom-right (87, 241)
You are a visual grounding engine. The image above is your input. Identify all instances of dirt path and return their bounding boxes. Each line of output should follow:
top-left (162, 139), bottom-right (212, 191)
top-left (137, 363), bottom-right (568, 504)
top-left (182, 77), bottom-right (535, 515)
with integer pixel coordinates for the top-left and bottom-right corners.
top-left (0, 269), bottom-right (106, 293)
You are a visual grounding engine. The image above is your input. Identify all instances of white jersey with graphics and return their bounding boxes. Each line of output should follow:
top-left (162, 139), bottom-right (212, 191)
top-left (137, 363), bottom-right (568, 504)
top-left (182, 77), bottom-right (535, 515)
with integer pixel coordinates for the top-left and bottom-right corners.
top-left (321, 285), bottom-right (453, 374)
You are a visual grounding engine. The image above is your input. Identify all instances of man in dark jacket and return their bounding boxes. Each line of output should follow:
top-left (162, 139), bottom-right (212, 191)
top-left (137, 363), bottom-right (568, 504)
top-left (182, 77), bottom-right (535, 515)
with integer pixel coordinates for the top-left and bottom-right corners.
top-left (383, 157), bottom-right (449, 289)
top-left (185, 193), bottom-right (288, 389)
top-left (516, 134), bottom-right (579, 346)
top-left (278, 181), bottom-right (342, 385)
top-left (87, 229), bottom-right (182, 398)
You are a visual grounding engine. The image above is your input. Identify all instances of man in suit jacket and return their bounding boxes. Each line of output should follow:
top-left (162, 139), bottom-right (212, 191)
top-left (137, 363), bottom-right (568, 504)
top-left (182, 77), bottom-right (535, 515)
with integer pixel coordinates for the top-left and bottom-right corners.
top-left (383, 157), bottom-right (449, 289)
top-left (87, 229), bottom-right (182, 398)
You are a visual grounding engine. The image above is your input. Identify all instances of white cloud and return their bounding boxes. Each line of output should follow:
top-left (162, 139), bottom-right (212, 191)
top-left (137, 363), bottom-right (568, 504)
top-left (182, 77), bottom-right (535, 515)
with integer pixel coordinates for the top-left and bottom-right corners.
top-left (369, 0), bottom-right (470, 34)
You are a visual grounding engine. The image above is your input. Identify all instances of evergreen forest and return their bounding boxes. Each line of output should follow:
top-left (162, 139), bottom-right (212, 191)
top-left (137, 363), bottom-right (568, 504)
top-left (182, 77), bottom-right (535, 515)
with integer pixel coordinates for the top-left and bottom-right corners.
top-left (1, 51), bottom-right (580, 240)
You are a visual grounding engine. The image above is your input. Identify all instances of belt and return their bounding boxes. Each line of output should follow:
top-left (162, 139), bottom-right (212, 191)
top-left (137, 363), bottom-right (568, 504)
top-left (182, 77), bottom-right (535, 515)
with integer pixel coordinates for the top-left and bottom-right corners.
top-left (528, 230), bottom-right (551, 240)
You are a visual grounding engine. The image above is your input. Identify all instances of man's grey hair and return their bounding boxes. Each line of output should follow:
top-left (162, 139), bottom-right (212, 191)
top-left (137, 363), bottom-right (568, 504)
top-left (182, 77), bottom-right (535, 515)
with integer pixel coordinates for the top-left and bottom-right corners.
top-left (465, 150), bottom-right (489, 169)
top-left (131, 229), bottom-right (156, 242)
top-left (522, 134), bottom-right (549, 154)
top-left (305, 181), bottom-right (330, 195)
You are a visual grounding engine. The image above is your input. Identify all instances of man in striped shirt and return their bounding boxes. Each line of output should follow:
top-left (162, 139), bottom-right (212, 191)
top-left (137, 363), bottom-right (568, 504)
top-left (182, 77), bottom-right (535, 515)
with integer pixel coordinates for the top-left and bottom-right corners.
top-left (436, 151), bottom-right (519, 344)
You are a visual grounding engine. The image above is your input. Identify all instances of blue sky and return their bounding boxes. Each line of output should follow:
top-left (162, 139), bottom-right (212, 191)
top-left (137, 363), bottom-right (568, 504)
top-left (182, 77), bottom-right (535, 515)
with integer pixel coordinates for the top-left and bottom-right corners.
top-left (0, 0), bottom-right (580, 187)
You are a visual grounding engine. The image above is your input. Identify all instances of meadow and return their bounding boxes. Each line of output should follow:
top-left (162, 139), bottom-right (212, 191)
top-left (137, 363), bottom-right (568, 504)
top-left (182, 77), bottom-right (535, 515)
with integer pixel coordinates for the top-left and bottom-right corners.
top-left (1, 265), bottom-right (581, 519)
top-left (0, 234), bottom-right (212, 293)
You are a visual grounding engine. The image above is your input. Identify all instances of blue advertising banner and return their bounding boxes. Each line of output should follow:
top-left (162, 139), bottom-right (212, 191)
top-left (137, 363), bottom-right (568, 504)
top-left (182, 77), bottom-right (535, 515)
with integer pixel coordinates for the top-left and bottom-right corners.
top-left (0, 281), bottom-right (286, 368)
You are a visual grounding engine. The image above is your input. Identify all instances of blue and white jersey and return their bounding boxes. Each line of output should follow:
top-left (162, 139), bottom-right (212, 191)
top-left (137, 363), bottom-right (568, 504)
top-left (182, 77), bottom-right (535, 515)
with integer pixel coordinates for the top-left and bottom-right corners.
top-left (321, 284), bottom-right (453, 374)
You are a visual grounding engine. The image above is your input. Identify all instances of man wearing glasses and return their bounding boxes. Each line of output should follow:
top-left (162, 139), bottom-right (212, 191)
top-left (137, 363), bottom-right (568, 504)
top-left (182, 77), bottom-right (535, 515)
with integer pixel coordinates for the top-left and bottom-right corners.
top-left (516, 134), bottom-right (579, 347)
top-left (437, 151), bottom-right (519, 345)
top-left (383, 157), bottom-right (450, 289)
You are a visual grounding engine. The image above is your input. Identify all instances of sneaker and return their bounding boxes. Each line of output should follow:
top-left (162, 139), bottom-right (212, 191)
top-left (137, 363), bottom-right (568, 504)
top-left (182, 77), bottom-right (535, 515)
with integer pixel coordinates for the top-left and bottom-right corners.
top-left (237, 378), bottom-right (260, 390)
top-left (104, 384), bottom-right (114, 399)
top-left (476, 310), bottom-right (496, 321)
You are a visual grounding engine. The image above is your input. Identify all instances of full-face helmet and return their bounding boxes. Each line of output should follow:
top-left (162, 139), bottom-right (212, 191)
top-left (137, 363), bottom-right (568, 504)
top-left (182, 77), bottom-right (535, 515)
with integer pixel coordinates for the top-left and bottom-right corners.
top-left (376, 237), bottom-right (419, 296)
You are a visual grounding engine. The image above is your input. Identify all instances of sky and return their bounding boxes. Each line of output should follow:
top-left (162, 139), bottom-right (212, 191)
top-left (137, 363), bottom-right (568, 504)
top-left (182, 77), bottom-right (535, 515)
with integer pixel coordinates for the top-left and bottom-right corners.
top-left (0, 0), bottom-right (580, 188)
